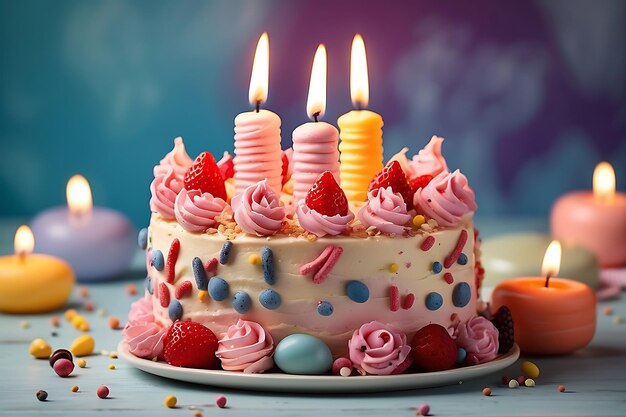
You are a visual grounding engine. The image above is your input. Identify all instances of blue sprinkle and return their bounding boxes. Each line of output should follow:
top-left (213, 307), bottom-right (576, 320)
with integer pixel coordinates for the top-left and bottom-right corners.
top-left (219, 241), bottom-right (233, 264)
top-left (346, 280), bottom-right (369, 303)
top-left (151, 250), bottom-right (164, 271)
top-left (145, 276), bottom-right (153, 295)
top-left (452, 282), bottom-right (472, 307)
top-left (192, 257), bottom-right (208, 290)
top-left (457, 253), bottom-right (468, 265)
top-left (168, 300), bottom-right (183, 320)
top-left (208, 277), bottom-right (229, 301)
top-left (455, 347), bottom-right (467, 365)
top-left (317, 301), bottom-right (334, 316)
top-left (425, 292), bottom-right (443, 311)
top-left (261, 247), bottom-right (275, 285)
top-left (138, 228), bottom-right (148, 250)
top-left (432, 261), bottom-right (443, 274)
top-left (232, 291), bottom-right (252, 314)
top-left (259, 288), bottom-right (281, 310)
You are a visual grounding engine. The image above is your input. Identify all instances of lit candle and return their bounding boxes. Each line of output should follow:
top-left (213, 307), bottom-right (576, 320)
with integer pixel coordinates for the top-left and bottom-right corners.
top-left (30, 175), bottom-right (135, 281)
top-left (292, 44), bottom-right (340, 202)
top-left (233, 32), bottom-right (283, 196)
top-left (491, 241), bottom-right (596, 355)
top-left (0, 225), bottom-right (74, 313)
top-left (337, 34), bottom-right (384, 202)
top-left (551, 162), bottom-right (626, 267)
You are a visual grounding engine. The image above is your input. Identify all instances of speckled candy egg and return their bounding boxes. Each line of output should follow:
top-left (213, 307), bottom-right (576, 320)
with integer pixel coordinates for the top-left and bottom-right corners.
top-left (274, 334), bottom-right (332, 375)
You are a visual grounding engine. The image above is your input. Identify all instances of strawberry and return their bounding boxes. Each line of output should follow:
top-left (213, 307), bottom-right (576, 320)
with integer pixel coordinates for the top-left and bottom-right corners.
top-left (281, 150), bottom-right (291, 185)
top-left (410, 175), bottom-right (433, 193)
top-left (491, 305), bottom-right (514, 354)
top-left (411, 324), bottom-right (457, 372)
top-left (163, 320), bottom-right (219, 369)
top-left (369, 160), bottom-right (413, 209)
top-left (184, 152), bottom-right (227, 200)
top-left (217, 152), bottom-right (234, 181)
top-left (305, 171), bottom-right (349, 216)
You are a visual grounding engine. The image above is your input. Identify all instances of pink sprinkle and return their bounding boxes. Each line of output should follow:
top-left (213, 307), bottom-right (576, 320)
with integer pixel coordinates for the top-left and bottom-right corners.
top-left (96, 385), bottom-right (109, 399)
top-left (389, 285), bottom-right (400, 312)
top-left (50, 316), bottom-right (60, 327)
top-left (205, 258), bottom-right (218, 277)
top-left (175, 281), bottom-right (193, 299)
top-left (420, 236), bottom-right (435, 251)
top-left (444, 272), bottom-right (454, 284)
top-left (84, 301), bottom-right (95, 312)
top-left (78, 287), bottom-right (90, 298)
top-left (417, 403), bottom-right (430, 416)
top-left (215, 395), bottom-right (227, 408)
top-left (126, 284), bottom-right (137, 296)
top-left (300, 245), bottom-right (334, 276)
top-left (159, 283), bottom-right (170, 308)
top-left (402, 293), bottom-right (415, 310)
top-left (164, 238), bottom-right (180, 283)
top-left (312, 247), bottom-right (343, 284)
top-left (444, 229), bottom-right (468, 268)
top-left (332, 357), bottom-right (353, 375)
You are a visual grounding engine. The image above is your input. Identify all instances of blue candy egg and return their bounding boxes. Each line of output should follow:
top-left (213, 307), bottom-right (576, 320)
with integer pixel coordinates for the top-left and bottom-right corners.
top-left (317, 301), bottom-right (333, 316)
top-left (455, 347), bottom-right (467, 365)
top-left (151, 250), bottom-right (164, 271)
top-left (168, 300), bottom-right (183, 320)
top-left (232, 291), bottom-right (252, 314)
top-left (425, 292), bottom-right (443, 311)
top-left (457, 253), bottom-right (468, 265)
top-left (208, 277), bottom-right (229, 301)
top-left (274, 334), bottom-right (332, 375)
top-left (432, 261), bottom-right (443, 274)
top-left (452, 282), bottom-right (471, 307)
top-left (259, 288), bottom-right (281, 310)
top-left (346, 280), bottom-right (369, 303)
top-left (138, 228), bottom-right (148, 250)
top-left (145, 276), bottom-right (153, 294)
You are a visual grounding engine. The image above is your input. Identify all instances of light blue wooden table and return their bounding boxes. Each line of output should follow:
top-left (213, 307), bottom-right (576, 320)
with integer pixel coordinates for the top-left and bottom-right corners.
top-left (1, 218), bottom-right (625, 417)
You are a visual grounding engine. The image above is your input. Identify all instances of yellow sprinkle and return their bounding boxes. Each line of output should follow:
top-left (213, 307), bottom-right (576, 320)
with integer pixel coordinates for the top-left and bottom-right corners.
top-left (248, 254), bottom-right (261, 265)
top-left (108, 364), bottom-right (116, 370)
top-left (520, 360), bottom-right (540, 379)
top-left (70, 334), bottom-right (95, 357)
top-left (198, 290), bottom-right (208, 302)
top-left (614, 316), bottom-right (624, 325)
top-left (65, 309), bottom-right (78, 320)
top-left (78, 322), bottom-right (90, 332)
top-left (388, 263), bottom-right (400, 273)
top-left (412, 215), bottom-right (426, 228)
top-left (77, 359), bottom-right (87, 368)
top-left (108, 352), bottom-right (118, 359)
top-left (20, 320), bottom-right (30, 329)
top-left (164, 395), bottom-right (177, 408)
top-left (71, 385), bottom-right (79, 392)
top-left (29, 338), bottom-right (52, 359)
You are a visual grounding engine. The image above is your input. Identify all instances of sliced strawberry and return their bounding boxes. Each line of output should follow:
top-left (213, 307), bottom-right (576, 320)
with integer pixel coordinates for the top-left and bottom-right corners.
top-left (217, 152), bottom-right (234, 181)
top-left (164, 320), bottom-right (219, 369)
top-left (184, 152), bottom-right (227, 200)
top-left (281, 150), bottom-right (291, 185)
top-left (369, 160), bottom-right (413, 209)
top-left (411, 324), bottom-right (457, 372)
top-left (410, 175), bottom-right (433, 193)
top-left (305, 171), bottom-right (348, 216)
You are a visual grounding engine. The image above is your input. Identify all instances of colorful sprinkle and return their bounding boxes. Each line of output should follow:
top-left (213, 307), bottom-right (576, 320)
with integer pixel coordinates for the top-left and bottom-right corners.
top-left (69, 334), bottom-right (95, 357)
top-left (215, 395), bottom-right (227, 408)
top-left (300, 245), bottom-right (343, 284)
top-left (603, 306), bottom-right (614, 315)
top-left (508, 379), bottom-right (519, 388)
top-left (444, 229), bottom-right (468, 268)
top-left (49, 349), bottom-right (72, 367)
top-left (300, 246), bottom-right (334, 276)
top-left (332, 357), bottom-right (352, 375)
top-left (84, 301), bottom-right (95, 312)
top-left (205, 257), bottom-right (218, 276)
top-left (168, 300), bottom-right (183, 320)
top-left (516, 375), bottom-right (526, 385)
top-left (192, 257), bottom-right (208, 290)
top-left (109, 352), bottom-right (118, 359)
top-left (432, 261), bottom-right (443, 274)
top-left (219, 241), bottom-right (233, 264)
top-left (208, 277), bottom-right (229, 301)
top-left (97, 386), bottom-right (109, 399)
top-left (198, 290), bottom-right (208, 302)
top-left (108, 364), bottom-right (116, 370)
top-left (425, 292), bottom-right (443, 311)
top-left (248, 253), bottom-right (261, 265)
top-left (159, 283), bottom-right (170, 308)
top-left (412, 215), bottom-right (426, 228)
top-left (20, 320), bottom-right (30, 329)
top-left (525, 378), bottom-right (536, 387)
top-left (36, 390), bottom-right (48, 401)
top-left (29, 338), bottom-right (52, 359)
top-left (388, 263), bottom-right (400, 273)
top-left (77, 359), bottom-right (86, 368)
top-left (232, 291), bottom-right (252, 314)
top-left (457, 253), bottom-right (468, 265)
top-left (420, 235), bottom-right (435, 251)
top-left (261, 247), bottom-right (275, 285)
top-left (53, 358), bottom-right (74, 377)
top-left (71, 385), bottom-right (79, 392)
top-left (389, 285), bottom-right (400, 312)
top-left (346, 280), bottom-right (369, 303)
top-left (402, 293), bottom-right (415, 310)
top-left (164, 394), bottom-right (177, 408)
top-left (126, 284), bottom-right (137, 296)
top-left (417, 403), bottom-right (430, 416)
top-left (108, 316), bottom-right (120, 330)
top-left (138, 227), bottom-right (148, 249)
top-left (175, 281), bottom-right (193, 299)
top-left (259, 288), bottom-right (281, 310)
top-left (452, 282), bottom-right (471, 307)
top-left (151, 250), bottom-right (164, 271)
top-left (317, 301), bottom-right (334, 316)
top-left (521, 360), bottom-right (540, 379)
top-left (340, 367), bottom-right (351, 377)
top-left (558, 384), bottom-right (565, 392)
top-left (164, 238), bottom-right (180, 283)
top-left (78, 286), bottom-right (90, 298)
top-left (482, 387), bottom-right (492, 396)
top-left (444, 272), bottom-right (454, 284)
top-left (50, 316), bottom-right (60, 327)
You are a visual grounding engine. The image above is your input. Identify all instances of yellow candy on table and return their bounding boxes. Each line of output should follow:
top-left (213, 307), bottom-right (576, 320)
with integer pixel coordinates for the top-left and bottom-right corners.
top-left (77, 359), bottom-right (87, 368)
top-left (78, 322), bottom-right (90, 332)
top-left (29, 338), bottom-right (52, 359)
top-left (65, 309), bottom-right (78, 320)
top-left (164, 395), bottom-right (177, 408)
top-left (69, 334), bottom-right (95, 357)
top-left (521, 360), bottom-right (540, 379)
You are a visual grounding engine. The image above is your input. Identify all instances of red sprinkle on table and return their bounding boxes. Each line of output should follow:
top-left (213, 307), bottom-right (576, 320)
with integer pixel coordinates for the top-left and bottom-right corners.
top-left (164, 239), bottom-right (180, 283)
top-left (402, 293), bottom-right (415, 310)
top-left (420, 236), bottom-right (435, 251)
top-left (159, 283), bottom-right (170, 308)
top-left (444, 229), bottom-right (468, 268)
top-left (312, 247), bottom-right (343, 284)
top-left (389, 285), bottom-right (400, 311)
top-left (175, 281), bottom-right (193, 299)
top-left (444, 272), bottom-right (454, 284)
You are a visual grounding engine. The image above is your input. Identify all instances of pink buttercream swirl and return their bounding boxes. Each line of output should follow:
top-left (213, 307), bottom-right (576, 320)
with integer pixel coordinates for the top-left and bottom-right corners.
top-left (232, 180), bottom-right (285, 236)
top-left (358, 187), bottom-right (411, 235)
top-left (453, 316), bottom-right (499, 365)
top-left (153, 137), bottom-right (193, 180)
top-left (348, 321), bottom-right (413, 375)
top-left (150, 168), bottom-right (183, 220)
top-left (296, 200), bottom-right (355, 237)
top-left (122, 297), bottom-right (167, 360)
top-left (411, 136), bottom-right (449, 178)
top-left (414, 170), bottom-right (477, 227)
top-left (174, 188), bottom-right (231, 233)
top-left (215, 319), bottom-right (275, 373)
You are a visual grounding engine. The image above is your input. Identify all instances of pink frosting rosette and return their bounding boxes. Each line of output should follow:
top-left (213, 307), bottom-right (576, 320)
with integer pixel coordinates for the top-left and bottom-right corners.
top-left (358, 187), bottom-right (411, 235)
top-left (453, 316), bottom-right (499, 365)
top-left (174, 188), bottom-right (231, 233)
top-left (153, 136), bottom-right (193, 179)
top-left (348, 321), bottom-right (413, 375)
top-left (150, 168), bottom-right (183, 220)
top-left (413, 169), bottom-right (477, 227)
top-left (411, 136), bottom-right (449, 178)
top-left (122, 297), bottom-right (167, 360)
top-left (232, 180), bottom-right (285, 236)
top-left (215, 319), bottom-right (274, 373)
top-left (296, 200), bottom-right (355, 237)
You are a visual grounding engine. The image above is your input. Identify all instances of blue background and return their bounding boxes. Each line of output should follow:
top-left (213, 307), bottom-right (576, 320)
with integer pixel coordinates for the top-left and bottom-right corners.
top-left (1, 0), bottom-right (624, 227)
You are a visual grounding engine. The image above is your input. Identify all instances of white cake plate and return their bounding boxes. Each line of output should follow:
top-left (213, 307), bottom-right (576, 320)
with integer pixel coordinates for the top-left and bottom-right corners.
top-left (118, 341), bottom-right (519, 393)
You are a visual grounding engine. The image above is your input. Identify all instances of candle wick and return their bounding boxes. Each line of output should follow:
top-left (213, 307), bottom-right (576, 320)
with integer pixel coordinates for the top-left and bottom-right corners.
top-left (544, 273), bottom-right (552, 288)
top-left (255, 101), bottom-right (261, 113)
top-left (313, 112), bottom-right (320, 123)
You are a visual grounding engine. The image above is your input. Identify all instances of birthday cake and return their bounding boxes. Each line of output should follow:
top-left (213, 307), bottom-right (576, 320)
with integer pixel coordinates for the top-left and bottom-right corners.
top-left (123, 134), bottom-right (513, 376)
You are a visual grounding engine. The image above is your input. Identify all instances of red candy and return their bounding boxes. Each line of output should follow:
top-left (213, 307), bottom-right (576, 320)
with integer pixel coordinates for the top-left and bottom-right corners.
top-left (215, 395), bottom-right (227, 408)
top-left (332, 357), bottom-right (353, 375)
top-left (444, 229), bottom-right (468, 268)
top-left (402, 293), bottom-right (415, 310)
top-left (164, 239), bottom-right (180, 284)
top-left (389, 285), bottom-right (400, 312)
top-left (411, 324), bottom-right (457, 372)
top-left (97, 385), bottom-right (109, 399)
top-left (369, 160), bottom-right (413, 209)
top-left (305, 171), bottom-right (349, 216)
top-left (164, 321), bottom-right (219, 369)
top-left (443, 272), bottom-right (454, 284)
top-left (126, 284), bottom-right (137, 296)
top-left (53, 358), bottom-right (74, 377)
top-left (175, 281), bottom-right (193, 299)
top-left (159, 283), bottom-right (170, 308)
top-left (420, 236), bottom-right (435, 251)
top-left (184, 152), bottom-right (227, 199)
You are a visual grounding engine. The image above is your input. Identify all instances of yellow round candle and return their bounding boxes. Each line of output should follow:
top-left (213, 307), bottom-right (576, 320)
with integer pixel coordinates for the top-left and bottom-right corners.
top-left (0, 226), bottom-right (74, 314)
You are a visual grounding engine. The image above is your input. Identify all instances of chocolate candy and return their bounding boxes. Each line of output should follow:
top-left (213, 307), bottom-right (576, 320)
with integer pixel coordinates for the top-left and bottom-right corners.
top-left (49, 348), bottom-right (73, 368)
top-left (36, 390), bottom-right (48, 401)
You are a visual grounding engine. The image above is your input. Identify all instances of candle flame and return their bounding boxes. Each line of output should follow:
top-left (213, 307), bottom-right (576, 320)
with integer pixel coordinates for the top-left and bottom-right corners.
top-left (306, 44), bottom-right (327, 121)
top-left (350, 34), bottom-right (369, 109)
top-left (541, 240), bottom-right (562, 279)
top-left (14, 225), bottom-right (34, 258)
top-left (67, 175), bottom-right (93, 215)
top-left (248, 32), bottom-right (270, 108)
top-left (593, 161), bottom-right (615, 204)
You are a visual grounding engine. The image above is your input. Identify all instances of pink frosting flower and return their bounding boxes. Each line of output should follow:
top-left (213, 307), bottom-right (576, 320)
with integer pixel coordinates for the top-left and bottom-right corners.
top-left (215, 319), bottom-right (274, 373)
top-left (349, 321), bottom-right (413, 375)
top-left (453, 316), bottom-right (499, 365)
top-left (358, 187), bottom-right (411, 235)
top-left (232, 180), bottom-right (285, 236)
top-left (296, 200), bottom-right (355, 237)
top-left (153, 136), bottom-right (193, 180)
top-left (150, 168), bottom-right (183, 219)
top-left (174, 188), bottom-right (231, 233)
top-left (413, 170), bottom-right (477, 227)
top-left (411, 136), bottom-right (449, 178)
top-left (122, 297), bottom-right (167, 359)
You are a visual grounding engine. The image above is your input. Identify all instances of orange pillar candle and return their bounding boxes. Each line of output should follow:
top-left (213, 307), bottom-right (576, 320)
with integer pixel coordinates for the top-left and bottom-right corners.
top-left (491, 241), bottom-right (596, 355)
